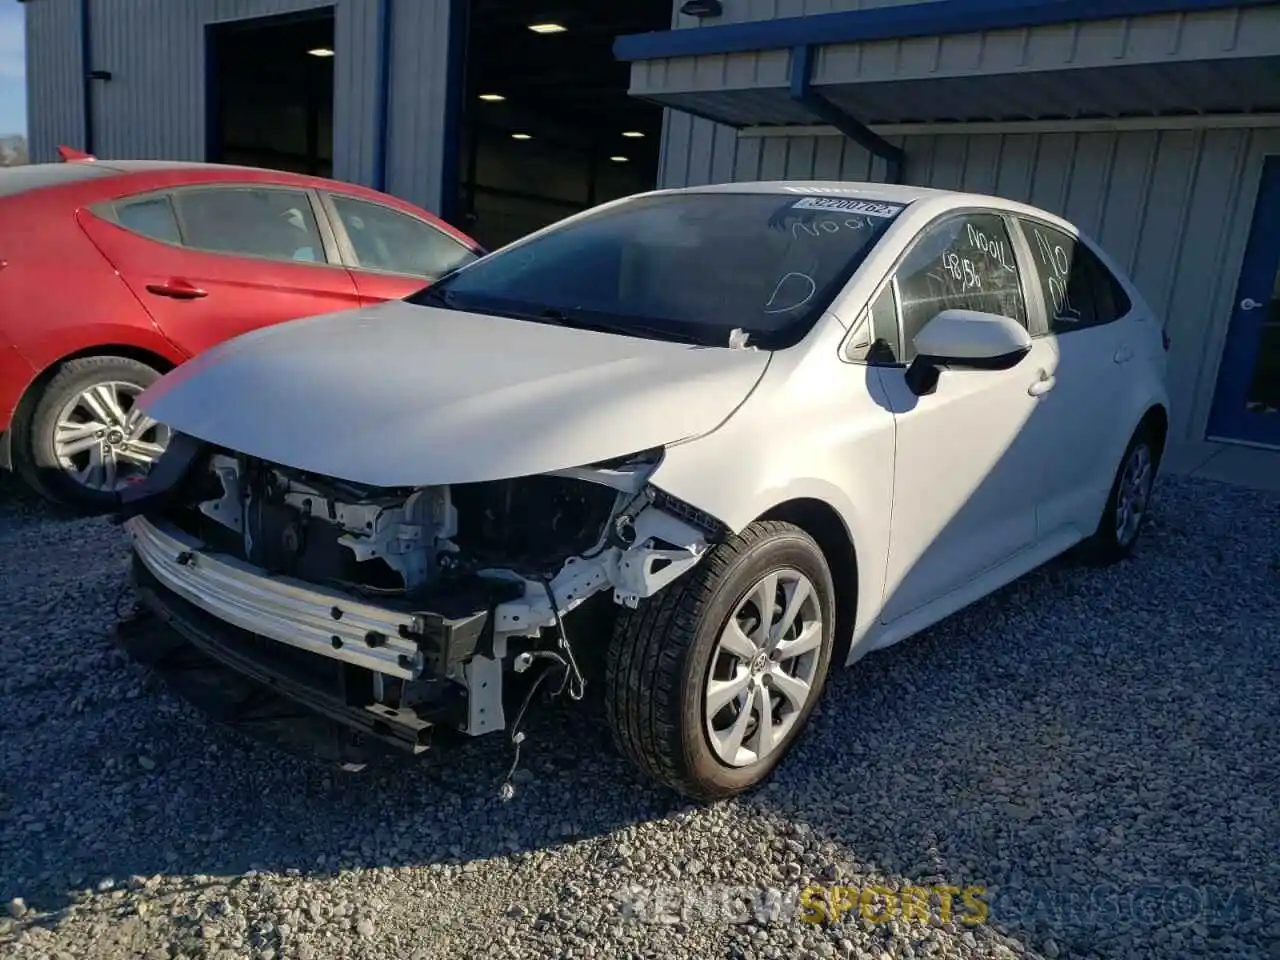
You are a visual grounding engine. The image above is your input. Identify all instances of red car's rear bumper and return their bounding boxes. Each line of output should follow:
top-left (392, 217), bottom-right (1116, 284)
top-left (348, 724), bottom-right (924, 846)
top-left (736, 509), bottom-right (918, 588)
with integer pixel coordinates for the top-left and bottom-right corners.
top-left (0, 338), bottom-right (37, 468)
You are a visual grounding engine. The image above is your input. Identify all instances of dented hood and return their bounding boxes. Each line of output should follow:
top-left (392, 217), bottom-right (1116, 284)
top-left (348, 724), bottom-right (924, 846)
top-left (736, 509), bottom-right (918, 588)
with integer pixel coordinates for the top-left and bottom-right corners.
top-left (138, 300), bottom-right (771, 487)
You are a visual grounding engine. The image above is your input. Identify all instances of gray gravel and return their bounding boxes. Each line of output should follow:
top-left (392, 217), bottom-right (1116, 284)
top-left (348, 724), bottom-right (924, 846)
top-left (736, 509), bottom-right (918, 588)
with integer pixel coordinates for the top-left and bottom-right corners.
top-left (1, 470), bottom-right (1277, 960)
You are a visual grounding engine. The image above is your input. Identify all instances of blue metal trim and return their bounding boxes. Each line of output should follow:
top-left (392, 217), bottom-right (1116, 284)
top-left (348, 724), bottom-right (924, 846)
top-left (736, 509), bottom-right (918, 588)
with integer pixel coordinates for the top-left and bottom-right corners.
top-left (789, 44), bottom-right (904, 183)
top-left (614, 0), bottom-right (1280, 61)
top-left (372, 0), bottom-right (394, 191)
top-left (438, 0), bottom-right (468, 223)
top-left (79, 0), bottom-right (94, 154)
top-left (203, 23), bottom-right (220, 162)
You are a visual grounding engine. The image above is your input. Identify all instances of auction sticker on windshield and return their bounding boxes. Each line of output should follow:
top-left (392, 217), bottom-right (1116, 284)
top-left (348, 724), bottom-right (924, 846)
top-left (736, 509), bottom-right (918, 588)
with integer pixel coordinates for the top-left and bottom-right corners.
top-left (790, 197), bottom-right (904, 218)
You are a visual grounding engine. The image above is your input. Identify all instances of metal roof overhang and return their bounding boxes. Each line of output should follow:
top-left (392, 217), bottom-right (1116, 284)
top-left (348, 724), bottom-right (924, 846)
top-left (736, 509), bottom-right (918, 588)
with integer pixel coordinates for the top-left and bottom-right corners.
top-left (614, 0), bottom-right (1280, 180)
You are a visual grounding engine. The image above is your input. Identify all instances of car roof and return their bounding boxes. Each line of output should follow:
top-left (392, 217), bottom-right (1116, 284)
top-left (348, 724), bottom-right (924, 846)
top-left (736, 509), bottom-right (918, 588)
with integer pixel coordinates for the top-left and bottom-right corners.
top-left (0, 161), bottom-right (118, 198)
top-left (0, 159), bottom-right (359, 197)
top-left (668, 179), bottom-right (1078, 227)
top-left (89, 159), bottom-right (268, 175)
top-left (674, 179), bottom-right (945, 205)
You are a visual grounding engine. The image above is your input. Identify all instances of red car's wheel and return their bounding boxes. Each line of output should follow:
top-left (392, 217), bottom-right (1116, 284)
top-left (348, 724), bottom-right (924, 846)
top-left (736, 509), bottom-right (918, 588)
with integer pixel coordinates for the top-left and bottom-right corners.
top-left (13, 355), bottom-right (170, 510)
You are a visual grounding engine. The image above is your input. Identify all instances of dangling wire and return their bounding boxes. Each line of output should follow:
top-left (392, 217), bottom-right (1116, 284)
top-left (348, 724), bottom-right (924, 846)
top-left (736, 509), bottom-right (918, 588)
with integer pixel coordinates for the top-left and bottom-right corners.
top-left (541, 578), bottom-right (585, 702)
top-left (497, 577), bottom-right (587, 800)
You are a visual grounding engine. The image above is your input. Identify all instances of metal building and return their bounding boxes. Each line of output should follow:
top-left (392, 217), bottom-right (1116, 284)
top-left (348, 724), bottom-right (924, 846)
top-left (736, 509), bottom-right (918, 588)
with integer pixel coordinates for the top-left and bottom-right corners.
top-left (20, 0), bottom-right (1280, 450)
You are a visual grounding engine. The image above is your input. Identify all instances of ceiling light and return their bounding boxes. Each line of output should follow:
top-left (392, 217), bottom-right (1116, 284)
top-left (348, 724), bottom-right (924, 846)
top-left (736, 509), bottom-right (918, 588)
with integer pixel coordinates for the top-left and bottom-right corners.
top-left (511, 133), bottom-right (532, 140)
top-left (308, 47), bottom-right (334, 57)
top-left (478, 93), bottom-right (505, 102)
top-left (609, 156), bottom-right (629, 162)
top-left (622, 131), bottom-right (644, 138)
top-left (528, 22), bottom-right (566, 34)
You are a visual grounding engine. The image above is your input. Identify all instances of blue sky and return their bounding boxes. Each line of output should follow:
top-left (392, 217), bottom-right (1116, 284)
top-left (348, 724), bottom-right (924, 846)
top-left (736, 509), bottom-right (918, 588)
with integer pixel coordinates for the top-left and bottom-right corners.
top-left (0, 0), bottom-right (25, 135)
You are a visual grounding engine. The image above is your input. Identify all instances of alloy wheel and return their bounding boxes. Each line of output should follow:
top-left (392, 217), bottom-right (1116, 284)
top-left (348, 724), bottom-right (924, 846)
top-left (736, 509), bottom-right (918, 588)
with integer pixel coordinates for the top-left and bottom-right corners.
top-left (1115, 441), bottom-right (1153, 547)
top-left (704, 568), bottom-right (824, 768)
top-left (52, 381), bottom-right (170, 493)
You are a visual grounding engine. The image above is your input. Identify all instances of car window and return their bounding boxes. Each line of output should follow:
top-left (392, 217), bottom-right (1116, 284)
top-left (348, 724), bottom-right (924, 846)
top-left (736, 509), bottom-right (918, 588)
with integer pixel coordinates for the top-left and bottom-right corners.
top-left (1019, 219), bottom-right (1133, 333)
top-left (330, 195), bottom-right (478, 279)
top-left (893, 213), bottom-right (1027, 361)
top-left (172, 187), bottom-right (327, 264)
top-left (412, 191), bottom-right (906, 349)
top-left (113, 195), bottom-right (182, 245)
top-left (846, 283), bottom-right (902, 364)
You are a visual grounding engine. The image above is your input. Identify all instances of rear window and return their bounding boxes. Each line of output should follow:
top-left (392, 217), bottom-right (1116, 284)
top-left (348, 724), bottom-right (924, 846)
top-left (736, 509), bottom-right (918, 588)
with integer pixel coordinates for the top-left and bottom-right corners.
top-left (415, 191), bottom-right (906, 349)
top-left (0, 163), bottom-right (115, 199)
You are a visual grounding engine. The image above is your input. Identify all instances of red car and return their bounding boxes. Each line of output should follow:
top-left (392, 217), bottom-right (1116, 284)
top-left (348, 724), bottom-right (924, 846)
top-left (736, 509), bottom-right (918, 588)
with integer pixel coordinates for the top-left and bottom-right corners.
top-left (0, 154), bottom-right (483, 509)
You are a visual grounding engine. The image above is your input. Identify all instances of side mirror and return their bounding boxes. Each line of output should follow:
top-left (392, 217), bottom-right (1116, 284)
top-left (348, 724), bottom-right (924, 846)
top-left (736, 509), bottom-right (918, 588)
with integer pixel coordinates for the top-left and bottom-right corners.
top-left (905, 309), bottom-right (1032, 396)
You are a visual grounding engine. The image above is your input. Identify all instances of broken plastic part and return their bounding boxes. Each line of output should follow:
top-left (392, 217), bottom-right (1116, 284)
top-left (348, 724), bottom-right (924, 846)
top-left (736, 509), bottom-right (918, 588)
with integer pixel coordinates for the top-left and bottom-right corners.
top-left (728, 327), bottom-right (751, 350)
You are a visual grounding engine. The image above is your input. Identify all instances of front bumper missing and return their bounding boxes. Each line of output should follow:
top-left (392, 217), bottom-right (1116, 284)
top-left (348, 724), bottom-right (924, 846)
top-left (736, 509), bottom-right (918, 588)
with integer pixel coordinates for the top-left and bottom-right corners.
top-left (122, 562), bottom-right (431, 763)
top-left (125, 516), bottom-right (427, 680)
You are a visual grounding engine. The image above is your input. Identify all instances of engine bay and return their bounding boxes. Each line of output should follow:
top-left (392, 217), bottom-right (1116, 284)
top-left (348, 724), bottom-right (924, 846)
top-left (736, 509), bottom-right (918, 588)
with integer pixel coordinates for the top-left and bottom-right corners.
top-left (171, 453), bottom-right (625, 599)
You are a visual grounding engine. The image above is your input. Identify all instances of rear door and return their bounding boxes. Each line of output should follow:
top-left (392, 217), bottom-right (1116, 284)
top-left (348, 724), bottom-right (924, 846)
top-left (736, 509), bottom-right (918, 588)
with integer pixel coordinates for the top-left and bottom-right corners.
top-left (79, 183), bottom-right (362, 357)
top-left (1010, 217), bottom-right (1137, 539)
top-left (320, 192), bottom-right (480, 305)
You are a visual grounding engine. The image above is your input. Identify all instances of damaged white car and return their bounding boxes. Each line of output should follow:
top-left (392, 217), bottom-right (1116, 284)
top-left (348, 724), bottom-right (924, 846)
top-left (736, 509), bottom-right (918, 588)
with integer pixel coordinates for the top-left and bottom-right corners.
top-left (115, 181), bottom-right (1170, 800)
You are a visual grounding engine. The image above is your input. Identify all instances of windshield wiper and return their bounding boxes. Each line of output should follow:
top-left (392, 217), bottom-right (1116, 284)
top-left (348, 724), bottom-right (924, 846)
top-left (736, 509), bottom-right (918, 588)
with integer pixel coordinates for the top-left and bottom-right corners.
top-left (532, 307), bottom-right (703, 345)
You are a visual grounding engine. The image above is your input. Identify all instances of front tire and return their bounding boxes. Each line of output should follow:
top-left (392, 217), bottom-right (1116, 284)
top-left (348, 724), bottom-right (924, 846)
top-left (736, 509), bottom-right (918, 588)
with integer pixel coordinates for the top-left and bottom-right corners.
top-left (13, 355), bottom-right (170, 510)
top-left (1080, 422), bottom-right (1159, 566)
top-left (604, 520), bottom-right (836, 802)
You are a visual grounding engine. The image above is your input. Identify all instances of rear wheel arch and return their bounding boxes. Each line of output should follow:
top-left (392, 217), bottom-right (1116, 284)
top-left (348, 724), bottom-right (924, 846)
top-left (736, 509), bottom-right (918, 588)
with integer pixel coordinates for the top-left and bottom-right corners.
top-left (756, 497), bottom-right (858, 667)
top-left (11, 342), bottom-right (177, 430)
top-left (12, 342), bottom-right (178, 418)
top-left (1137, 403), bottom-right (1169, 465)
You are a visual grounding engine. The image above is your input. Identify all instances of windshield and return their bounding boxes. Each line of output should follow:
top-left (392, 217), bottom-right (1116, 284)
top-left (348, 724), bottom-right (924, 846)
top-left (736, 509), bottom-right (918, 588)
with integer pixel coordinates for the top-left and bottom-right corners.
top-left (408, 191), bottom-right (906, 348)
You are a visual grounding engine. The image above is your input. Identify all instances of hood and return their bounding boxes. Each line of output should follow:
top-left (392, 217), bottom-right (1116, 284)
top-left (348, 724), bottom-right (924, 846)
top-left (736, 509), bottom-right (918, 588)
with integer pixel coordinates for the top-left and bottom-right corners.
top-left (138, 300), bottom-right (771, 487)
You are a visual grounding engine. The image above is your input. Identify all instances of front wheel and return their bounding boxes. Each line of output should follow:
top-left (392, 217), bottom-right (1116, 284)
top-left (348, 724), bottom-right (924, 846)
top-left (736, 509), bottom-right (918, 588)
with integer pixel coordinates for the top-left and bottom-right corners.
top-left (14, 355), bottom-right (170, 510)
top-left (604, 520), bottom-right (836, 801)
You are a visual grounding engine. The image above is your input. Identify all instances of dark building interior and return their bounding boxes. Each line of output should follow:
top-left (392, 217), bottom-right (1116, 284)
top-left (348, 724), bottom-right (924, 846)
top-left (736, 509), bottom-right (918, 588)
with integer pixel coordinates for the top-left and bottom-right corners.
top-left (458, 0), bottom-right (670, 249)
top-left (207, 9), bottom-right (336, 178)
top-left (202, 1), bottom-right (671, 250)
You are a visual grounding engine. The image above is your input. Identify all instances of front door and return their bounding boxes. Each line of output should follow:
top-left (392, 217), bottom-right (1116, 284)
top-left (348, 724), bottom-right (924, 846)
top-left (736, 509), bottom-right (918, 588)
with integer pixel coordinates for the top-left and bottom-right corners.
top-left (1209, 156), bottom-right (1280, 448)
top-left (873, 211), bottom-right (1044, 624)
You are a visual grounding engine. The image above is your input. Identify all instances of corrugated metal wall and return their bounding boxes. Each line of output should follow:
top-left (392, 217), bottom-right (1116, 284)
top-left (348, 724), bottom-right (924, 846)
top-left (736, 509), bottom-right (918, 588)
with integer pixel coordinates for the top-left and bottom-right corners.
top-left (22, 0), bottom-right (84, 162)
top-left (677, 0), bottom-right (939, 28)
top-left (384, 0), bottom-right (453, 213)
top-left (659, 117), bottom-right (1280, 441)
top-left (22, 0), bottom-right (454, 210)
top-left (814, 5), bottom-right (1280, 85)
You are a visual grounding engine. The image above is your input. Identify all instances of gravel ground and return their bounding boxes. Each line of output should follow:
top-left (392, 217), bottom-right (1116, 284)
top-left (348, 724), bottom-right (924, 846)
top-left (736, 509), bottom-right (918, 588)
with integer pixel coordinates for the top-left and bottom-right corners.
top-left (0, 470), bottom-right (1277, 960)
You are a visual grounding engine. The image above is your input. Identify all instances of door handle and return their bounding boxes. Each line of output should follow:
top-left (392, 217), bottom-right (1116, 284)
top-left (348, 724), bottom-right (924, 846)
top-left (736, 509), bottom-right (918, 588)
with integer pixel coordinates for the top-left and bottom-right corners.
top-left (1113, 346), bottom-right (1134, 364)
top-left (1028, 370), bottom-right (1056, 397)
top-left (1240, 298), bottom-right (1264, 312)
top-left (145, 279), bottom-right (208, 300)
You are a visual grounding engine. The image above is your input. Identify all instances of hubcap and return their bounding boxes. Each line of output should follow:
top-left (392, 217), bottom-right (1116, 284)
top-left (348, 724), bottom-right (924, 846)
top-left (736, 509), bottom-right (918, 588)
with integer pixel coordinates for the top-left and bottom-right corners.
top-left (1115, 442), bottom-right (1153, 547)
top-left (52, 381), bottom-right (170, 493)
top-left (704, 568), bottom-right (824, 768)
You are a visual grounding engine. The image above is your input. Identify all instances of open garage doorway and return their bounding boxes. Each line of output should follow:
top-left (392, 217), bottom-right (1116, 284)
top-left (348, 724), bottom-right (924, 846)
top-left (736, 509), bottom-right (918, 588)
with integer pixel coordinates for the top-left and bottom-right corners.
top-left (207, 9), bottom-right (336, 177)
top-left (457, 0), bottom-right (670, 249)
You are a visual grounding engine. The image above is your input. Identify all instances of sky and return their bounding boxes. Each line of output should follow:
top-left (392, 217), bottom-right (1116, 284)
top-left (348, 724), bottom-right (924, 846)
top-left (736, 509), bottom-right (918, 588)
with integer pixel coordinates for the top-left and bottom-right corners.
top-left (0, 0), bottom-right (25, 136)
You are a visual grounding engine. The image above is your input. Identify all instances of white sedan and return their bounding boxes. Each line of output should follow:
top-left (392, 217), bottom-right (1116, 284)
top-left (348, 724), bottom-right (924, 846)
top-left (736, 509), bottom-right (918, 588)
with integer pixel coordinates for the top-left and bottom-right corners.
top-left (115, 181), bottom-right (1169, 801)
